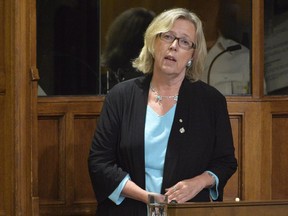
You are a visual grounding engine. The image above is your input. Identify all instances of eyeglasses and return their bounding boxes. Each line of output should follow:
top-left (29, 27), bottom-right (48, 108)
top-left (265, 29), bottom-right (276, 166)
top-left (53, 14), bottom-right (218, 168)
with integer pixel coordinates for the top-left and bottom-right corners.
top-left (159, 32), bottom-right (196, 50)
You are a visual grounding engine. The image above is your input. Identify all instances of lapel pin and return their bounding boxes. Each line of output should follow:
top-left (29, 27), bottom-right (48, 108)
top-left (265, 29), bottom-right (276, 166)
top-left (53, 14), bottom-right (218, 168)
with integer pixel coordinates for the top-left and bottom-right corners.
top-left (179, 127), bottom-right (185, 133)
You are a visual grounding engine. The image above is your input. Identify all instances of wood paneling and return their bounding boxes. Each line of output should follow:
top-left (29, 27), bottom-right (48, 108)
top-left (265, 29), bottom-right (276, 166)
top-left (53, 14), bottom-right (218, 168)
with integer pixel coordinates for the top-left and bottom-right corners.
top-left (0, 0), bottom-right (4, 93)
top-left (224, 114), bottom-right (243, 201)
top-left (1, 0), bottom-right (37, 214)
top-left (0, 97), bottom-right (4, 212)
top-left (272, 112), bottom-right (288, 199)
top-left (36, 98), bottom-right (288, 214)
top-left (168, 200), bottom-right (288, 216)
top-left (73, 115), bottom-right (99, 203)
top-left (38, 97), bottom-right (104, 215)
top-left (227, 101), bottom-right (269, 200)
top-left (252, 0), bottom-right (264, 97)
top-left (38, 115), bottom-right (65, 203)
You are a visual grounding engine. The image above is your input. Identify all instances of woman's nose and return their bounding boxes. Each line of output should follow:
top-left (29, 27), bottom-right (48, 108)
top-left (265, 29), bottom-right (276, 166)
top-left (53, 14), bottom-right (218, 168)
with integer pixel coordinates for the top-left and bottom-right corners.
top-left (169, 39), bottom-right (179, 50)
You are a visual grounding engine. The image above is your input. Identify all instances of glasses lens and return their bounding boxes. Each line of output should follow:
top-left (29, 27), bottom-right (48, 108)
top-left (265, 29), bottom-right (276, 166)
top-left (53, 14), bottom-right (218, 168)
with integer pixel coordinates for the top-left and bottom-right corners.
top-left (160, 32), bottom-right (196, 50)
top-left (161, 32), bottom-right (174, 42)
top-left (179, 38), bottom-right (192, 49)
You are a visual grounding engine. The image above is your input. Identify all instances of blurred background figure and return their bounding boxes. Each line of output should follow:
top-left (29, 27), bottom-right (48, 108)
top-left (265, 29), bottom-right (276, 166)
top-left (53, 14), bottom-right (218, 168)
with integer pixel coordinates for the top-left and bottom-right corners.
top-left (101, 7), bottom-right (155, 92)
top-left (191, 0), bottom-right (251, 95)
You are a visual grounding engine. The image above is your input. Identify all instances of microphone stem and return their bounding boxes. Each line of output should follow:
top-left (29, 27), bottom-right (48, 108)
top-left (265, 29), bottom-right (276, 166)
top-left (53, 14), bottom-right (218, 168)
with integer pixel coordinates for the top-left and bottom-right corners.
top-left (207, 50), bottom-right (228, 85)
top-left (207, 44), bottom-right (242, 85)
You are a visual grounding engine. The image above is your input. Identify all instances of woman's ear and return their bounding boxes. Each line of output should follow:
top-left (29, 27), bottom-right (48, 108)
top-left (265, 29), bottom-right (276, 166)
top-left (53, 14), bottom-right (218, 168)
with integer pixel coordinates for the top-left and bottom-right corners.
top-left (186, 59), bottom-right (193, 67)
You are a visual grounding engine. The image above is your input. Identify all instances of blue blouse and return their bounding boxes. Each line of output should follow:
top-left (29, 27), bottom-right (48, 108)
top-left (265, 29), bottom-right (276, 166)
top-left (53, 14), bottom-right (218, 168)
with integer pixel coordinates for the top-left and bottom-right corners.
top-left (109, 105), bottom-right (219, 204)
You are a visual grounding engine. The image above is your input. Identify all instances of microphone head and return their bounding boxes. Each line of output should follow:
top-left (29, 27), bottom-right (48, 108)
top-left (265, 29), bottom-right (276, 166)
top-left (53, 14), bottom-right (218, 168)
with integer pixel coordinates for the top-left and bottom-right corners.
top-left (226, 44), bottom-right (242, 52)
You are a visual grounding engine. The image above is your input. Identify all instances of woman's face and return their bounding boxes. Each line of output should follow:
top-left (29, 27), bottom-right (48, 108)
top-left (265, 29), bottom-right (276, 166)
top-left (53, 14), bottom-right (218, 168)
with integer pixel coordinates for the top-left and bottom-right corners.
top-left (153, 19), bottom-right (196, 78)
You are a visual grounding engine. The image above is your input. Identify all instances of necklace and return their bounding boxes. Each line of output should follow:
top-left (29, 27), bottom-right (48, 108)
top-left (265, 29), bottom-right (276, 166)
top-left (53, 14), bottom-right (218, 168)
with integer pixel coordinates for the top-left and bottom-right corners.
top-left (150, 85), bottom-right (178, 105)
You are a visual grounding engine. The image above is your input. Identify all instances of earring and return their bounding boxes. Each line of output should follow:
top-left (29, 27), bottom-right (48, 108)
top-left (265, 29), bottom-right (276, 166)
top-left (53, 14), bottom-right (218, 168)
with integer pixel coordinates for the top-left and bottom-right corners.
top-left (187, 59), bottom-right (192, 67)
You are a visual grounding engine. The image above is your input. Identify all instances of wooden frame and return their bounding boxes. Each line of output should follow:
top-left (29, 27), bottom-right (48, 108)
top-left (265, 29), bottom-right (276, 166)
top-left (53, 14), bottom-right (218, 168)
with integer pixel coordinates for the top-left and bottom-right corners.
top-left (1, 0), bottom-right (288, 215)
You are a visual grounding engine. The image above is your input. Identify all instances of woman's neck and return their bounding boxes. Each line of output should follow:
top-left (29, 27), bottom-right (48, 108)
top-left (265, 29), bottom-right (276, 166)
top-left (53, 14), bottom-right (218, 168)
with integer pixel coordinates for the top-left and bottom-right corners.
top-left (150, 75), bottom-right (183, 95)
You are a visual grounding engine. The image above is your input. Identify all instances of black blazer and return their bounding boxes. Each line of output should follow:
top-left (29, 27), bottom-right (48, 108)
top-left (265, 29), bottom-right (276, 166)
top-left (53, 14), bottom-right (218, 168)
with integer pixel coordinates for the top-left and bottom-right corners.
top-left (88, 74), bottom-right (237, 216)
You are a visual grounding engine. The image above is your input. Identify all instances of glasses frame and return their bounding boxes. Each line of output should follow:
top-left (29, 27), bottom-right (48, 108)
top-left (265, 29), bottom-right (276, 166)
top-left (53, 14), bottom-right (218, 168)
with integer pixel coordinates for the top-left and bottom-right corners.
top-left (159, 32), bottom-right (196, 50)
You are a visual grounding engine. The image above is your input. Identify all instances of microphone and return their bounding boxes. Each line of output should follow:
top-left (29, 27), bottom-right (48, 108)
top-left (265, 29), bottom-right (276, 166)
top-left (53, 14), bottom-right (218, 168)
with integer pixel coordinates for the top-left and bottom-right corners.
top-left (207, 44), bottom-right (242, 85)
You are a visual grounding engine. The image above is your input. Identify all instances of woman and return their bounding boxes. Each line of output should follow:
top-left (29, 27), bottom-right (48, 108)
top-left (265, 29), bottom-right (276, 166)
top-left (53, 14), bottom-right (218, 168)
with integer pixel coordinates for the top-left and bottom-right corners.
top-left (88, 8), bottom-right (237, 216)
top-left (101, 7), bottom-right (155, 91)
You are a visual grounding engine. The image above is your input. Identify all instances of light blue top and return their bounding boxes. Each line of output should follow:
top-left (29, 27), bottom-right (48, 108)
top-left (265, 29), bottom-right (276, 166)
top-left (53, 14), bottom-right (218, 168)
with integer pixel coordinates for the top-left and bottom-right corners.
top-left (144, 105), bottom-right (176, 193)
top-left (109, 105), bottom-right (219, 204)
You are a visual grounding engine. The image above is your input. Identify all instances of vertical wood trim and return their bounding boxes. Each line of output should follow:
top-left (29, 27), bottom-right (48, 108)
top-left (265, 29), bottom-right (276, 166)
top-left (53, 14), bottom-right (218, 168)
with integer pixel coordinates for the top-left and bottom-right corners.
top-left (2, 0), bottom-right (14, 214)
top-left (66, 111), bottom-right (75, 205)
top-left (13, 0), bottom-right (34, 214)
top-left (30, 0), bottom-right (40, 214)
top-left (252, 0), bottom-right (264, 98)
top-left (261, 102), bottom-right (273, 199)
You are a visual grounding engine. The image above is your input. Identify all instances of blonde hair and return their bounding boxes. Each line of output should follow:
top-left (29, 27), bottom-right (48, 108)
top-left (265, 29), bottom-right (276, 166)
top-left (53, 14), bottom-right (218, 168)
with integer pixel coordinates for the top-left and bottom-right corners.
top-left (132, 8), bottom-right (207, 81)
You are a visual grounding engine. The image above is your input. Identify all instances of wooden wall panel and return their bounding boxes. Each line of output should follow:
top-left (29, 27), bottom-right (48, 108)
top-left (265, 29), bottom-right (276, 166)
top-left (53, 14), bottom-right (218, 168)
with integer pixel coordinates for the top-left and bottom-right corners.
top-left (272, 114), bottom-right (288, 200)
top-left (224, 115), bottom-right (243, 201)
top-left (73, 115), bottom-right (98, 203)
top-left (1, 0), bottom-right (36, 213)
top-left (1, 0), bottom-right (12, 214)
top-left (0, 0), bottom-right (4, 93)
top-left (1, 1), bottom-right (8, 214)
top-left (37, 97), bottom-right (243, 215)
top-left (38, 97), bottom-right (103, 215)
top-left (227, 101), bottom-right (272, 200)
top-left (38, 115), bottom-right (65, 204)
top-left (168, 201), bottom-right (288, 216)
top-left (0, 97), bottom-right (4, 213)
top-left (36, 97), bottom-right (288, 215)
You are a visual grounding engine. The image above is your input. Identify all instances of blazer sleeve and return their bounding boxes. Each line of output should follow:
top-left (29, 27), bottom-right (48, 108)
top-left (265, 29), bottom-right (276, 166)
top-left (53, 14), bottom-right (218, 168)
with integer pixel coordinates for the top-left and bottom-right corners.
top-left (207, 94), bottom-right (237, 199)
top-left (88, 89), bottom-right (128, 203)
